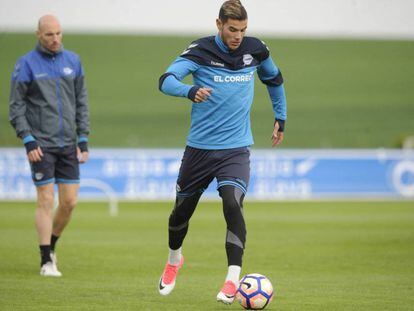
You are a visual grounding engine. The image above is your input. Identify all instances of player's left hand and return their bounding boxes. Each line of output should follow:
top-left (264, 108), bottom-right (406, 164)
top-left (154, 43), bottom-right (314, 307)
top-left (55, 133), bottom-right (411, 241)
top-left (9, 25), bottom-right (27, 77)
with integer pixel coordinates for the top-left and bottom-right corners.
top-left (194, 87), bottom-right (212, 103)
top-left (77, 147), bottom-right (89, 164)
top-left (271, 121), bottom-right (284, 147)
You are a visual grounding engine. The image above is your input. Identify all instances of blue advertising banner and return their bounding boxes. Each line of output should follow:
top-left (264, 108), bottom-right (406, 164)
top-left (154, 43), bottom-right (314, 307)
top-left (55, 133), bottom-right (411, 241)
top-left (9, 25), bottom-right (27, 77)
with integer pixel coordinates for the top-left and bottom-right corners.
top-left (0, 148), bottom-right (413, 201)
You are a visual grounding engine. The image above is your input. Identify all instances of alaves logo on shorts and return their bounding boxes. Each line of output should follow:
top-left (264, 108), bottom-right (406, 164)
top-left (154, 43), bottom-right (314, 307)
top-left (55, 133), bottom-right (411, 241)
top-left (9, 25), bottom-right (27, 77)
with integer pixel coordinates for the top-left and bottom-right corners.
top-left (35, 173), bottom-right (44, 180)
top-left (243, 54), bottom-right (253, 66)
top-left (176, 184), bottom-right (181, 192)
top-left (63, 67), bottom-right (74, 75)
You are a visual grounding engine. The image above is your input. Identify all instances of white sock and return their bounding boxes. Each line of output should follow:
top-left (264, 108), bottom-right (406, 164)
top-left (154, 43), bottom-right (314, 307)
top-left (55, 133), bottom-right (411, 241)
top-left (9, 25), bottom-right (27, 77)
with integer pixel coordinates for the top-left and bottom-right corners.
top-left (226, 265), bottom-right (241, 286)
top-left (168, 247), bottom-right (182, 265)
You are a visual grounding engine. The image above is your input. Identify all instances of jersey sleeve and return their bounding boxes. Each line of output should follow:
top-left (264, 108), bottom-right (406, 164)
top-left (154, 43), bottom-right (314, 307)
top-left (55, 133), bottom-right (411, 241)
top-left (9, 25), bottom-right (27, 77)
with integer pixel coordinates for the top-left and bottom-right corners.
top-left (159, 57), bottom-right (200, 101)
top-left (74, 57), bottom-right (89, 139)
top-left (267, 84), bottom-right (287, 128)
top-left (9, 57), bottom-right (33, 139)
top-left (257, 56), bottom-right (284, 87)
top-left (257, 56), bottom-right (287, 130)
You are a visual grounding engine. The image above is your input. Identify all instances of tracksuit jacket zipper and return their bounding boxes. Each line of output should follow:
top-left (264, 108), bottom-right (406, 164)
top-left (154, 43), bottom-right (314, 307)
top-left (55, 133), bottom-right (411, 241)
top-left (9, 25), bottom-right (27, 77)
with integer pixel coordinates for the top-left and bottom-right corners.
top-left (53, 56), bottom-right (65, 147)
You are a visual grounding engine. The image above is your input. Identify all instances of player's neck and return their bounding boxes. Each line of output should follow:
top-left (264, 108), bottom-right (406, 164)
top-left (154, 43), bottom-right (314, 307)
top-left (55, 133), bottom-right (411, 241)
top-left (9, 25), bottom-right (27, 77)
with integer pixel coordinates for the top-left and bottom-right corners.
top-left (215, 35), bottom-right (230, 53)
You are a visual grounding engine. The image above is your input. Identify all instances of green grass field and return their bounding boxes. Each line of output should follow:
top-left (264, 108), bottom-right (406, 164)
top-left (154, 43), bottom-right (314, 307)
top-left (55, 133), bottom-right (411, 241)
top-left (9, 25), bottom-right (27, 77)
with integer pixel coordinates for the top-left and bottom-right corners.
top-left (1, 33), bottom-right (413, 310)
top-left (1, 33), bottom-right (414, 148)
top-left (1, 201), bottom-right (413, 310)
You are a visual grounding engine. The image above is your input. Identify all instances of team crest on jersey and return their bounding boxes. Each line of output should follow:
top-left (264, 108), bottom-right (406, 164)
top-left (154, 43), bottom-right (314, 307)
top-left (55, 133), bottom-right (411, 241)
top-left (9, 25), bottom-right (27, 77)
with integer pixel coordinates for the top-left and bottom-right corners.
top-left (63, 67), bottom-right (74, 75)
top-left (243, 54), bottom-right (253, 66)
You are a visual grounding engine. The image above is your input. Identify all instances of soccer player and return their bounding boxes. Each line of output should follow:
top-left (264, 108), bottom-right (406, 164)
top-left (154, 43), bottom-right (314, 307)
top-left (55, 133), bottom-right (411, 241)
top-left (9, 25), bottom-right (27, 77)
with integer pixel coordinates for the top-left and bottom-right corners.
top-left (157, 0), bottom-right (287, 304)
top-left (9, 15), bottom-right (90, 276)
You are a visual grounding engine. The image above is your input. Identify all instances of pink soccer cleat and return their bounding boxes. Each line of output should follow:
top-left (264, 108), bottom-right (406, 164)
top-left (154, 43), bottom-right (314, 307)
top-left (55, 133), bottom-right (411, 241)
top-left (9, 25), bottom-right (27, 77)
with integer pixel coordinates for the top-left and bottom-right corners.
top-left (216, 280), bottom-right (239, 304)
top-left (158, 256), bottom-right (184, 295)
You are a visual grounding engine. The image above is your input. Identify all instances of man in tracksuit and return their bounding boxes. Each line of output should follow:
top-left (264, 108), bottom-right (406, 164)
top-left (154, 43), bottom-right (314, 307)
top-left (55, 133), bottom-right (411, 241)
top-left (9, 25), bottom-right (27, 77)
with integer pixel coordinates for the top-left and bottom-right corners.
top-left (157, 0), bottom-right (287, 304)
top-left (9, 15), bottom-right (90, 277)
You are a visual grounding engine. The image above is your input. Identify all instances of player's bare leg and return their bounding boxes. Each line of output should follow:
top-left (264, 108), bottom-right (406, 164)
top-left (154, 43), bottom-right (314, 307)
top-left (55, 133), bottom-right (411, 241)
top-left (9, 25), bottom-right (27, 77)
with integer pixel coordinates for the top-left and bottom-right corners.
top-left (49, 183), bottom-right (79, 268)
top-left (36, 183), bottom-right (61, 276)
top-left (53, 183), bottom-right (79, 236)
top-left (36, 183), bottom-right (54, 245)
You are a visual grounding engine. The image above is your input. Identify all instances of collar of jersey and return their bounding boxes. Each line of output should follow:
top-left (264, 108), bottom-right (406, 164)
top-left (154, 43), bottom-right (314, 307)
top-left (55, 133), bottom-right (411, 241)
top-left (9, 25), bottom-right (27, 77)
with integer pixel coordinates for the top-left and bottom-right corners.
top-left (36, 42), bottom-right (63, 57)
top-left (215, 35), bottom-right (230, 54)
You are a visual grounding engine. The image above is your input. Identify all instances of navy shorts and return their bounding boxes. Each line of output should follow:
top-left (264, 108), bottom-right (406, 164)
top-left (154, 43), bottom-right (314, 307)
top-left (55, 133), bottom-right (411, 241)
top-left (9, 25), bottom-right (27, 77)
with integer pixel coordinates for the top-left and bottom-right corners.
top-left (176, 146), bottom-right (250, 197)
top-left (30, 145), bottom-right (80, 186)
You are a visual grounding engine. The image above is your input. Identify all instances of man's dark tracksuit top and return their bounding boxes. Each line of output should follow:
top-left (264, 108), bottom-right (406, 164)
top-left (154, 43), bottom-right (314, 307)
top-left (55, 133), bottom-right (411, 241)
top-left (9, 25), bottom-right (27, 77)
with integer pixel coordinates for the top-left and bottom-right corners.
top-left (9, 44), bottom-right (90, 148)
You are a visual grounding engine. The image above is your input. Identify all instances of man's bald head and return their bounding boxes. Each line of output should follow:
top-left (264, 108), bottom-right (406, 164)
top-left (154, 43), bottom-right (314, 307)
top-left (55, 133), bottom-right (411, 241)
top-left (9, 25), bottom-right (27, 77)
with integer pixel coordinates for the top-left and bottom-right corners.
top-left (36, 15), bottom-right (62, 53)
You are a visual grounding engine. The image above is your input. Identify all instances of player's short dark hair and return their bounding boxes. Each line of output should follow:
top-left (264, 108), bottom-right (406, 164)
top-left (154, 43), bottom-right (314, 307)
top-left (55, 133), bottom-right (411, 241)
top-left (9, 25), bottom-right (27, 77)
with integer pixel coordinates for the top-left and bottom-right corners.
top-left (219, 0), bottom-right (248, 22)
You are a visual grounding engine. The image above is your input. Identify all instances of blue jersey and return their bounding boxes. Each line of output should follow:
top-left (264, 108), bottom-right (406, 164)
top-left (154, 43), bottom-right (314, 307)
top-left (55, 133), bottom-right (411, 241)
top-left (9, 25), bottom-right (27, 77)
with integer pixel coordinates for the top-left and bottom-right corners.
top-left (159, 35), bottom-right (287, 150)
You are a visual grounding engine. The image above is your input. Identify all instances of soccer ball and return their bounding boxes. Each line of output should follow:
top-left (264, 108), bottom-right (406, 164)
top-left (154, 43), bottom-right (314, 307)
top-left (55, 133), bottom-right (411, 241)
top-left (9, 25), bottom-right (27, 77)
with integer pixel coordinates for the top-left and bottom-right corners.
top-left (235, 273), bottom-right (274, 310)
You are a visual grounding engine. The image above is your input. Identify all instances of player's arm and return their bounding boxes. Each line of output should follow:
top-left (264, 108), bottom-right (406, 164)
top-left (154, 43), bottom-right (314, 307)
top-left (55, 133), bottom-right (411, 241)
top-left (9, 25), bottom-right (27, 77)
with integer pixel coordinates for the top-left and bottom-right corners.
top-left (257, 56), bottom-right (287, 147)
top-left (9, 58), bottom-right (43, 162)
top-left (74, 58), bottom-right (89, 163)
top-left (159, 57), bottom-right (211, 103)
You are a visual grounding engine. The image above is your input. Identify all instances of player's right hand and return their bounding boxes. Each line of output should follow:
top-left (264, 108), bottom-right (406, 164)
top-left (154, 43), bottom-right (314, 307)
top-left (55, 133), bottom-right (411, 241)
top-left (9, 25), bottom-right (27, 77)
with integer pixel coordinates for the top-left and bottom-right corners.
top-left (194, 87), bottom-right (212, 103)
top-left (28, 147), bottom-right (44, 163)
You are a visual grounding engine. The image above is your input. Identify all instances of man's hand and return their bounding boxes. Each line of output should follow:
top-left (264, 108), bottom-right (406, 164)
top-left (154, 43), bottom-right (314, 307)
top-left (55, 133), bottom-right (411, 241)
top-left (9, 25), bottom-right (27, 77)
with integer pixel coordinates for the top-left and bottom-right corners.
top-left (24, 140), bottom-right (43, 162)
top-left (77, 140), bottom-right (89, 163)
top-left (271, 121), bottom-right (284, 147)
top-left (27, 146), bottom-right (44, 162)
top-left (194, 87), bottom-right (212, 103)
top-left (77, 147), bottom-right (89, 164)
